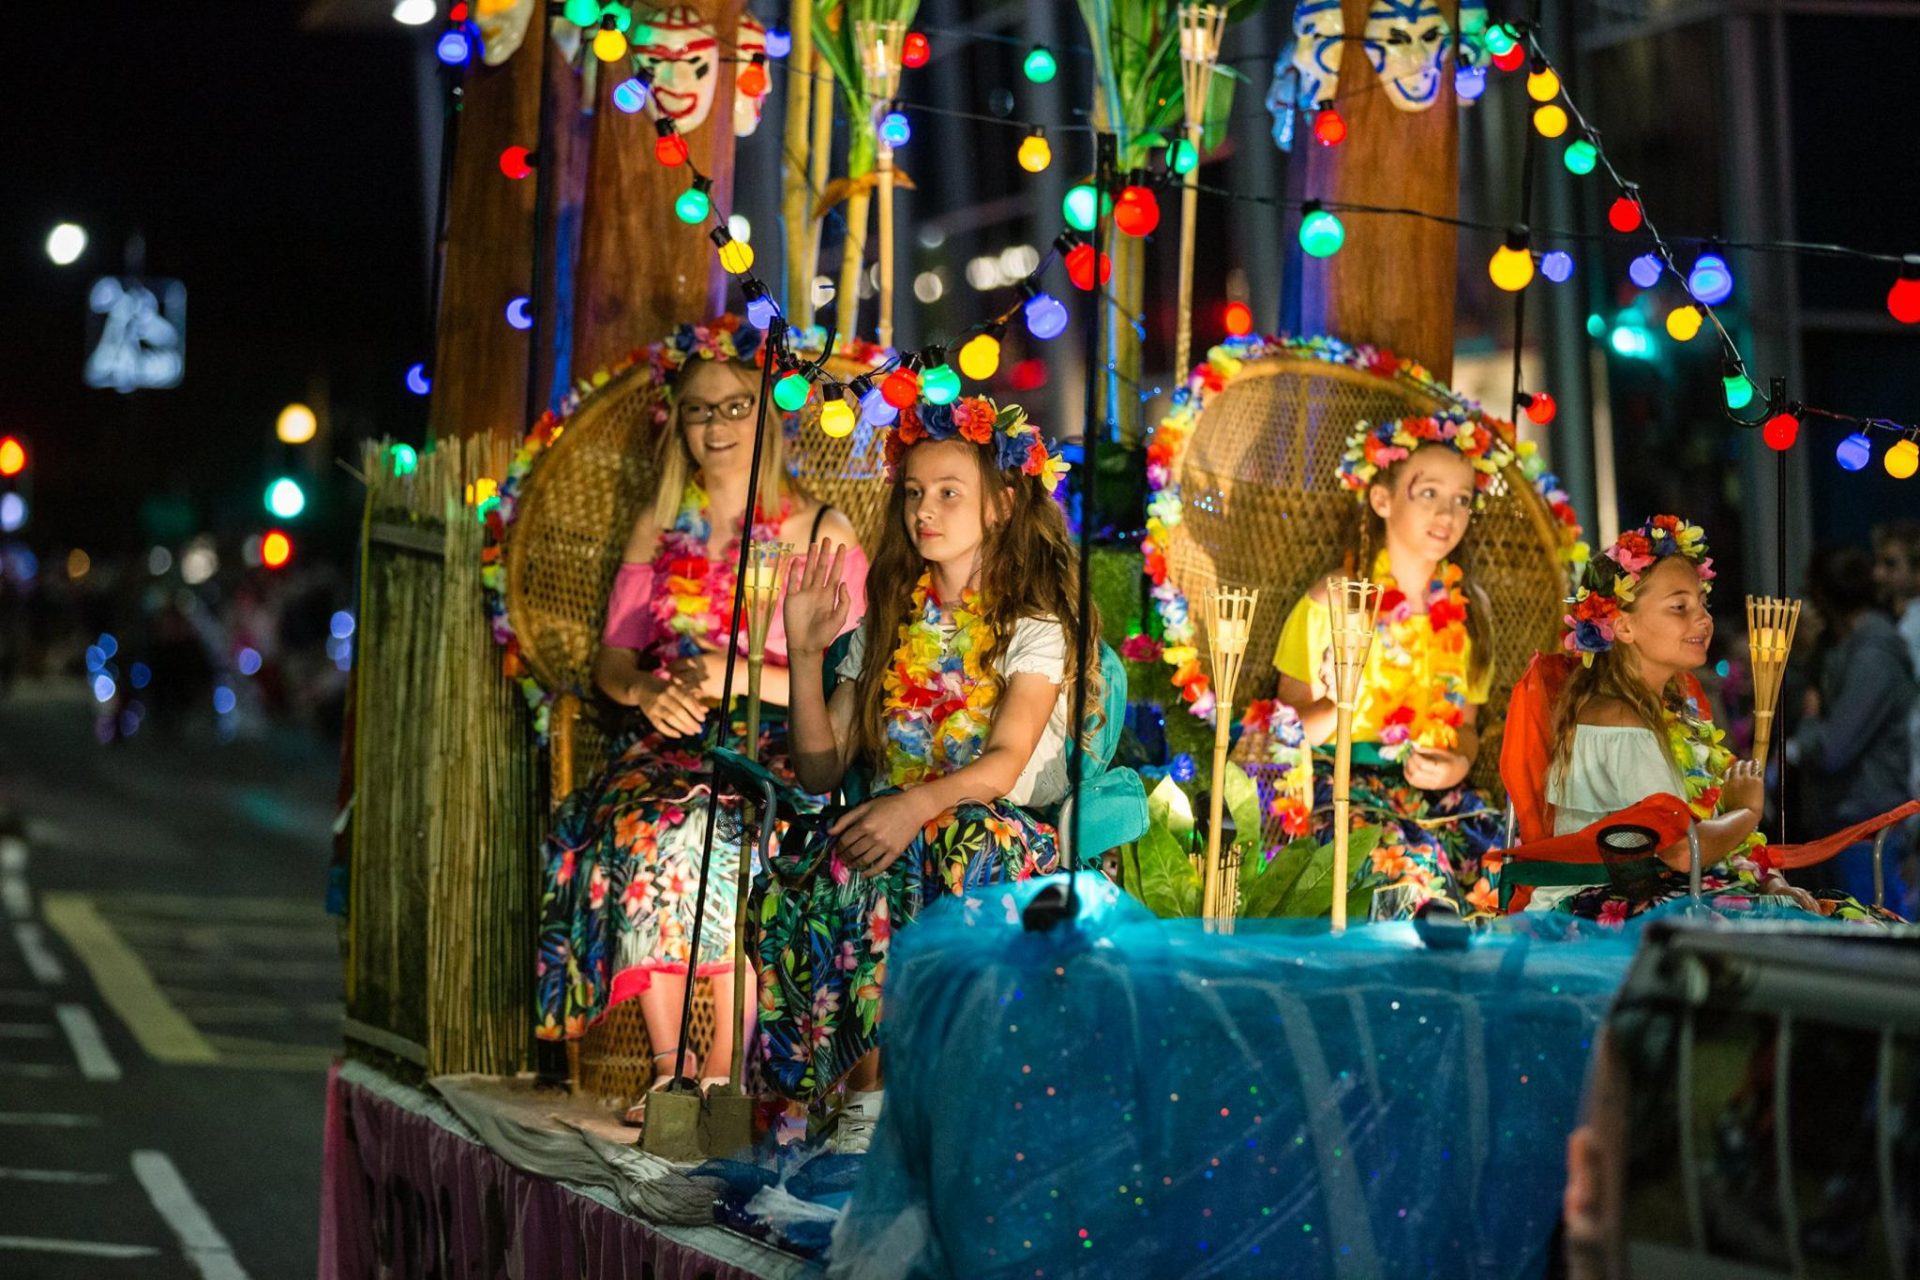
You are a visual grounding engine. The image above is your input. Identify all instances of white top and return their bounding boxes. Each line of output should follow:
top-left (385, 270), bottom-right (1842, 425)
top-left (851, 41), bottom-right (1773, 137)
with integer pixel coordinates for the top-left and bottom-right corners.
top-left (1527, 724), bottom-right (1683, 911)
top-left (837, 614), bottom-right (1070, 808)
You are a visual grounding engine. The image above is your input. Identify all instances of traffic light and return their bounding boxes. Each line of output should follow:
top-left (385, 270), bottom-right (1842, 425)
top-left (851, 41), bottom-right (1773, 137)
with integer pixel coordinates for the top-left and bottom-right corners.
top-left (0, 435), bottom-right (28, 534)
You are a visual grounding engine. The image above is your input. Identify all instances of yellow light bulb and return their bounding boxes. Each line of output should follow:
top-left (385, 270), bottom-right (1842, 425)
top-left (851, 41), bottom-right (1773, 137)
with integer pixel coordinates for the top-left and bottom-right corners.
top-left (1526, 68), bottom-right (1561, 102)
top-left (1665, 305), bottom-right (1703, 342)
top-left (1017, 132), bottom-right (1052, 174)
top-left (276, 402), bottom-right (317, 445)
top-left (1532, 104), bottom-right (1569, 139)
top-left (717, 239), bottom-right (755, 275)
top-left (1887, 439), bottom-right (1919, 480)
top-left (958, 332), bottom-right (1002, 381)
top-left (1489, 244), bottom-right (1535, 292)
top-left (593, 27), bottom-right (628, 62)
top-left (819, 398), bottom-right (856, 439)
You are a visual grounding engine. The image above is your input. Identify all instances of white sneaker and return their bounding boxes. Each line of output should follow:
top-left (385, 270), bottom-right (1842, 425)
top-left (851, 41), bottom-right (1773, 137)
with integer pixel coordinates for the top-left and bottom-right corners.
top-left (824, 1089), bottom-right (883, 1154)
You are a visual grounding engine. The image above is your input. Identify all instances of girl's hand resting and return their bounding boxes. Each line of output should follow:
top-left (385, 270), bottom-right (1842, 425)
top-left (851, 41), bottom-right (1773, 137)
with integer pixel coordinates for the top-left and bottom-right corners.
top-left (783, 539), bottom-right (853, 657)
top-left (1402, 745), bottom-right (1471, 791)
top-left (629, 670), bottom-right (708, 739)
top-left (1722, 758), bottom-right (1765, 814)
top-left (830, 792), bottom-right (933, 874)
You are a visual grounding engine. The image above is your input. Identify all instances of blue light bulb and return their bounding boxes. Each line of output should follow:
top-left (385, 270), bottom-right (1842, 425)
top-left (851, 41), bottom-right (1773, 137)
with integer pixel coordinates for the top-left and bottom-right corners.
top-left (1628, 253), bottom-right (1663, 289)
top-left (765, 26), bottom-right (792, 58)
top-left (745, 295), bottom-right (779, 329)
top-left (1835, 432), bottom-right (1872, 472)
top-left (860, 385), bottom-right (899, 427)
top-left (879, 111), bottom-right (911, 148)
top-left (1024, 292), bottom-right (1069, 340)
top-left (612, 78), bottom-right (649, 113)
top-left (1687, 252), bottom-right (1734, 306)
top-left (1455, 65), bottom-right (1487, 102)
top-left (1540, 250), bottom-right (1575, 283)
top-left (436, 30), bottom-right (471, 65)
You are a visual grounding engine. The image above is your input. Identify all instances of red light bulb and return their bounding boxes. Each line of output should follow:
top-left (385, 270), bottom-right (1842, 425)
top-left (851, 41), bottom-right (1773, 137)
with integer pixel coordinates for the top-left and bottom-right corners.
top-left (1065, 243), bottom-right (1112, 292)
top-left (1492, 44), bottom-right (1527, 72)
top-left (1762, 412), bottom-right (1799, 451)
top-left (1311, 107), bottom-right (1346, 146)
top-left (498, 145), bottom-right (532, 180)
top-left (1524, 392), bottom-right (1558, 425)
top-left (881, 369), bottom-right (920, 409)
top-left (1114, 185), bottom-right (1160, 237)
top-left (654, 132), bottom-right (690, 168)
top-left (1607, 194), bottom-right (1642, 234)
top-left (1888, 276), bottom-right (1920, 325)
top-left (901, 31), bottom-right (930, 68)
top-left (737, 61), bottom-right (768, 98)
top-left (449, 2), bottom-right (469, 20)
top-left (1223, 301), bottom-right (1253, 336)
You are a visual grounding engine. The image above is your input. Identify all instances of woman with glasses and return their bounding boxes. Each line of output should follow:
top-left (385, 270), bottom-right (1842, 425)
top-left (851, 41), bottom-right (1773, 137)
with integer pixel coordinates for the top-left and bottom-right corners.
top-left (534, 318), bottom-right (868, 1120)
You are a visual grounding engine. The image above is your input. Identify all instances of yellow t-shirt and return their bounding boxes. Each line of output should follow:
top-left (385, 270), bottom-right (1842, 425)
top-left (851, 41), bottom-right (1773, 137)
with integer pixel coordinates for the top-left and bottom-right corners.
top-left (1272, 575), bottom-right (1490, 754)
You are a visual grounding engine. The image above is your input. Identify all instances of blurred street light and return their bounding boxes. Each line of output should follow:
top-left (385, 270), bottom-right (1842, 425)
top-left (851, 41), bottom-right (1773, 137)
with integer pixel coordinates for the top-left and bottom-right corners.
top-left (46, 222), bottom-right (87, 266)
top-left (392, 0), bottom-right (437, 24)
top-left (276, 402), bottom-right (317, 444)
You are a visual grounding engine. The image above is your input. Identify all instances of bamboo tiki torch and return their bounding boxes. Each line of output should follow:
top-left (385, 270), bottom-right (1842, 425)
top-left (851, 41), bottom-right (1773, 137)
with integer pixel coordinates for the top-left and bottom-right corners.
top-left (780, 0), bottom-right (815, 314)
top-left (1202, 586), bottom-right (1259, 917)
top-left (855, 20), bottom-right (906, 350)
top-left (1745, 595), bottom-right (1801, 772)
top-left (729, 539), bottom-right (788, 1090)
top-left (1326, 577), bottom-right (1382, 934)
top-left (1173, 4), bottom-right (1226, 383)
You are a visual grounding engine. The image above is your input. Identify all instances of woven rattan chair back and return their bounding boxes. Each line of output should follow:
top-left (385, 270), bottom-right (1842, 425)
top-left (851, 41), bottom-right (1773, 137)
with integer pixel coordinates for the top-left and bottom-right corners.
top-left (1168, 356), bottom-right (1567, 797)
top-left (788, 355), bottom-right (893, 551)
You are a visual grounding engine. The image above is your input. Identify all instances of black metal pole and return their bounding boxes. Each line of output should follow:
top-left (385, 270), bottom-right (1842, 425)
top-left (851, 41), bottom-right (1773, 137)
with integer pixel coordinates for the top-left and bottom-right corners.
top-left (669, 316), bottom-right (782, 1080)
top-left (523, 2), bottom-right (560, 430)
top-left (1776, 432), bottom-right (1788, 844)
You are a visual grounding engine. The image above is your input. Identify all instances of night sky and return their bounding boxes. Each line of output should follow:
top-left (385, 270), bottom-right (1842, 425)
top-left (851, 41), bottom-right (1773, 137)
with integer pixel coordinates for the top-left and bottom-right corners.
top-left (2, 2), bottom-right (431, 562)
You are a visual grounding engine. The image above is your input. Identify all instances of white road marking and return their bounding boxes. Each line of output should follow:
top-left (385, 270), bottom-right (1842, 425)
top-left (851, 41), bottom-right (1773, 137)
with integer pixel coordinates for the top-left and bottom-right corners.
top-left (13, 923), bottom-right (66, 984)
top-left (0, 1022), bottom-right (54, 1038)
top-left (132, 1151), bottom-right (251, 1280)
top-left (0, 1111), bottom-right (100, 1126)
top-left (0, 1236), bottom-right (158, 1259)
top-left (0, 1166), bottom-right (115, 1184)
top-left (55, 1003), bottom-right (121, 1081)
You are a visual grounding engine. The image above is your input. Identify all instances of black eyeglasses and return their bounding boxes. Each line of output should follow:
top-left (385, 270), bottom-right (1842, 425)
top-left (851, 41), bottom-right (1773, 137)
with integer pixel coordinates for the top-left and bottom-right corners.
top-left (680, 396), bottom-right (758, 425)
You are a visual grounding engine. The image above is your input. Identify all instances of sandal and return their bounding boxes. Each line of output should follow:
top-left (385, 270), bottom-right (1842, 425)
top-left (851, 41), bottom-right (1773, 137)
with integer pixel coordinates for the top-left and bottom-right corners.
top-left (620, 1047), bottom-right (693, 1126)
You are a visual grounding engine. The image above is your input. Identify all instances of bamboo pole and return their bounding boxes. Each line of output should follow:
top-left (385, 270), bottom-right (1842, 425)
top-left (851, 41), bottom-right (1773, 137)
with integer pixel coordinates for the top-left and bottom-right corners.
top-left (1326, 577), bottom-right (1381, 934)
top-left (1173, 5), bottom-right (1225, 383)
top-left (1201, 586), bottom-right (1258, 917)
top-left (1746, 595), bottom-right (1801, 771)
top-left (805, 53), bottom-right (835, 322)
top-left (835, 184), bottom-right (871, 343)
top-left (855, 20), bottom-right (906, 349)
top-left (781, 2), bottom-right (816, 314)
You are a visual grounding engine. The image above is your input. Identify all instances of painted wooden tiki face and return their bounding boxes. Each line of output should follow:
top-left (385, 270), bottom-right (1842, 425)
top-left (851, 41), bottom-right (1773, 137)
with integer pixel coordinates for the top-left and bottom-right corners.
top-left (1363, 0), bottom-right (1456, 111)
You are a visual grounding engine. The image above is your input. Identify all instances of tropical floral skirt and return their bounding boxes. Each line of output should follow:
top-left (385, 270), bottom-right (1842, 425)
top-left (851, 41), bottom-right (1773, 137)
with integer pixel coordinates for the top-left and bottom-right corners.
top-left (535, 724), bottom-right (782, 1043)
top-left (749, 795), bottom-right (1059, 1103)
top-left (1309, 756), bottom-right (1505, 921)
top-left (1557, 867), bottom-right (1901, 926)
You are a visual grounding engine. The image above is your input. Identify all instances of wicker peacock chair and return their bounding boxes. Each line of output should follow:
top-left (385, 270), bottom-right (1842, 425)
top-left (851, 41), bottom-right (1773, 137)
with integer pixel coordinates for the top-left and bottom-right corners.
top-left (1153, 340), bottom-right (1575, 805)
top-left (501, 351), bottom-right (892, 1104)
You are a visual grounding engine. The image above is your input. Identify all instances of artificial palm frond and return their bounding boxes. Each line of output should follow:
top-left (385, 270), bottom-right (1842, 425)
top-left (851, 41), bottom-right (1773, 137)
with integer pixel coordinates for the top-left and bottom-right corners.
top-left (1074, 0), bottom-right (1262, 163)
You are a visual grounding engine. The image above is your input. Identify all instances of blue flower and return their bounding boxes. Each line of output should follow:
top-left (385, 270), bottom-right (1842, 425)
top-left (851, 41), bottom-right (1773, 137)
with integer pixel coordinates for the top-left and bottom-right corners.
top-left (1571, 619), bottom-right (1611, 652)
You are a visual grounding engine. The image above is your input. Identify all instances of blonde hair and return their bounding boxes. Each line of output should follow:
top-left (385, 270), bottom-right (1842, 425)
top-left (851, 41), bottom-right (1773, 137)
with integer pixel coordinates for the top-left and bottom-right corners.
top-left (647, 358), bottom-right (802, 533)
top-left (845, 439), bottom-right (1103, 773)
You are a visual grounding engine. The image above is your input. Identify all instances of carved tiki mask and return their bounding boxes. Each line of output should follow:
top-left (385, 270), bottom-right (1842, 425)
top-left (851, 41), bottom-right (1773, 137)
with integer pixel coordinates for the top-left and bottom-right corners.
top-left (1363, 0), bottom-right (1456, 111)
top-left (634, 6), bottom-right (723, 130)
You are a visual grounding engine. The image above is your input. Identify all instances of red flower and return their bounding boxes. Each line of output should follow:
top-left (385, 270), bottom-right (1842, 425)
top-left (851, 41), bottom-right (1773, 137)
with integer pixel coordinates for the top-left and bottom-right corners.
top-left (1367, 349), bottom-right (1400, 377)
top-left (1377, 588), bottom-right (1407, 615)
top-left (896, 408), bottom-right (926, 445)
top-left (1427, 596), bottom-right (1464, 630)
top-left (952, 398), bottom-right (996, 444)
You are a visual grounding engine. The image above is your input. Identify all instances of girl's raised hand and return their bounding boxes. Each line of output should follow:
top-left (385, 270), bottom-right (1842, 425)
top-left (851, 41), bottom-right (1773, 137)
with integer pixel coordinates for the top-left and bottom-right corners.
top-left (783, 538), bottom-right (852, 656)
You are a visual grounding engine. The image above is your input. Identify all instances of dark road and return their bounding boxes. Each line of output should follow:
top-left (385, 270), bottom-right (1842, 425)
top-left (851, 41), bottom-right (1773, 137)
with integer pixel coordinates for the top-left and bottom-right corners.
top-left (0, 682), bottom-right (340, 1278)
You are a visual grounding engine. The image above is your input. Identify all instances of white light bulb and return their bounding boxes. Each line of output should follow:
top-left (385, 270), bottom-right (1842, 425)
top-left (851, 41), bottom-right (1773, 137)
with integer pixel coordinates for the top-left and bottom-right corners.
top-left (46, 222), bottom-right (87, 266)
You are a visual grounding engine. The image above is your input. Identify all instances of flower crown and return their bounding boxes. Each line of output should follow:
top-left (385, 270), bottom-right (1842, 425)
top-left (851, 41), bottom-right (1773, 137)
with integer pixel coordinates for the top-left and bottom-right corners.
top-left (644, 315), bottom-right (765, 386)
top-left (1337, 411), bottom-right (1518, 507)
top-left (1562, 514), bottom-right (1714, 662)
top-left (885, 395), bottom-right (1072, 492)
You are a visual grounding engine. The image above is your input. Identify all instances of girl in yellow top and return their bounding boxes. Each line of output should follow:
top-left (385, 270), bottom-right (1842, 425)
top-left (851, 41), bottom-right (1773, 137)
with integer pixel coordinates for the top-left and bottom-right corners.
top-left (1267, 412), bottom-right (1508, 920)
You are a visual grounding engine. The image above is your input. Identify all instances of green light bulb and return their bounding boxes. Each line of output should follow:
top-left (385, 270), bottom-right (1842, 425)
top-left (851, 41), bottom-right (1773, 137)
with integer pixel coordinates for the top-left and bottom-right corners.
top-left (922, 364), bottom-right (961, 405)
top-left (1563, 139), bottom-right (1598, 176)
top-left (1166, 137), bottom-right (1198, 175)
top-left (1023, 45), bottom-right (1058, 84)
top-left (390, 443), bottom-right (419, 476)
top-left (1298, 209), bottom-right (1345, 259)
top-left (563, 0), bottom-right (601, 25)
top-left (674, 187), bottom-right (711, 224)
top-left (1063, 184), bottom-right (1098, 233)
top-left (1722, 374), bottom-right (1755, 411)
top-left (773, 372), bottom-right (811, 412)
top-left (1483, 23), bottom-right (1517, 56)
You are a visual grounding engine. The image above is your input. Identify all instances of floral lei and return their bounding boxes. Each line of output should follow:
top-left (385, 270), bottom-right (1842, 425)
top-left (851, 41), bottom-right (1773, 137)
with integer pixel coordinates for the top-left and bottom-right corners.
top-left (1141, 333), bottom-right (1586, 723)
top-left (1364, 551), bottom-right (1473, 762)
top-left (882, 571), bottom-right (998, 789)
top-left (1563, 514), bottom-right (1713, 663)
top-left (650, 478), bottom-right (792, 664)
top-left (885, 396), bottom-right (1071, 492)
top-left (1660, 694), bottom-right (1765, 858)
top-left (1240, 698), bottom-right (1312, 839)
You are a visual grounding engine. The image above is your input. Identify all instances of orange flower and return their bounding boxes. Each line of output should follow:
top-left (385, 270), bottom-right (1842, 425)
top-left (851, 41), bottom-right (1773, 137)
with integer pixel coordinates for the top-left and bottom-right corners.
top-left (1466, 876), bottom-right (1499, 915)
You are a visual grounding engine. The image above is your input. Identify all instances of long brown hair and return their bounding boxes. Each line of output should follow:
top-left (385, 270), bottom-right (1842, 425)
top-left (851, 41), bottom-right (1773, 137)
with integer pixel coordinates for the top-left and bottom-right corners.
top-left (1329, 447), bottom-right (1494, 692)
top-left (1546, 572), bottom-right (1693, 783)
top-left (845, 439), bottom-right (1103, 773)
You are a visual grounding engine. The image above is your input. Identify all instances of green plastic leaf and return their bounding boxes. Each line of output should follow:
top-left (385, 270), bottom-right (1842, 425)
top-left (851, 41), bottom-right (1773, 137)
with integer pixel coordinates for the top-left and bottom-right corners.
top-left (1237, 835), bottom-right (1316, 919)
top-left (1134, 818), bottom-right (1201, 918)
top-left (1271, 826), bottom-right (1384, 918)
top-left (1220, 762), bottom-right (1261, 859)
top-left (1146, 774), bottom-right (1195, 842)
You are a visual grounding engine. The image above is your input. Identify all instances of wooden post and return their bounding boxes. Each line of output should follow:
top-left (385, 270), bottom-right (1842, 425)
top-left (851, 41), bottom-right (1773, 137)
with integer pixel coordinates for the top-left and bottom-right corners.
top-left (571, 1), bottom-right (748, 377)
top-left (1296, 0), bottom-right (1462, 379)
top-left (780, 2), bottom-right (816, 314)
top-left (430, 17), bottom-right (545, 440)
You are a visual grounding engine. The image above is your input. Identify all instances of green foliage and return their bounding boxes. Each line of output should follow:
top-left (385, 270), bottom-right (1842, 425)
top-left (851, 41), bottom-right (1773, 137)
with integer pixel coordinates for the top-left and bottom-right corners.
top-left (1238, 827), bottom-right (1382, 920)
top-left (1071, 0), bottom-right (1263, 164)
top-left (809, 0), bottom-right (924, 177)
